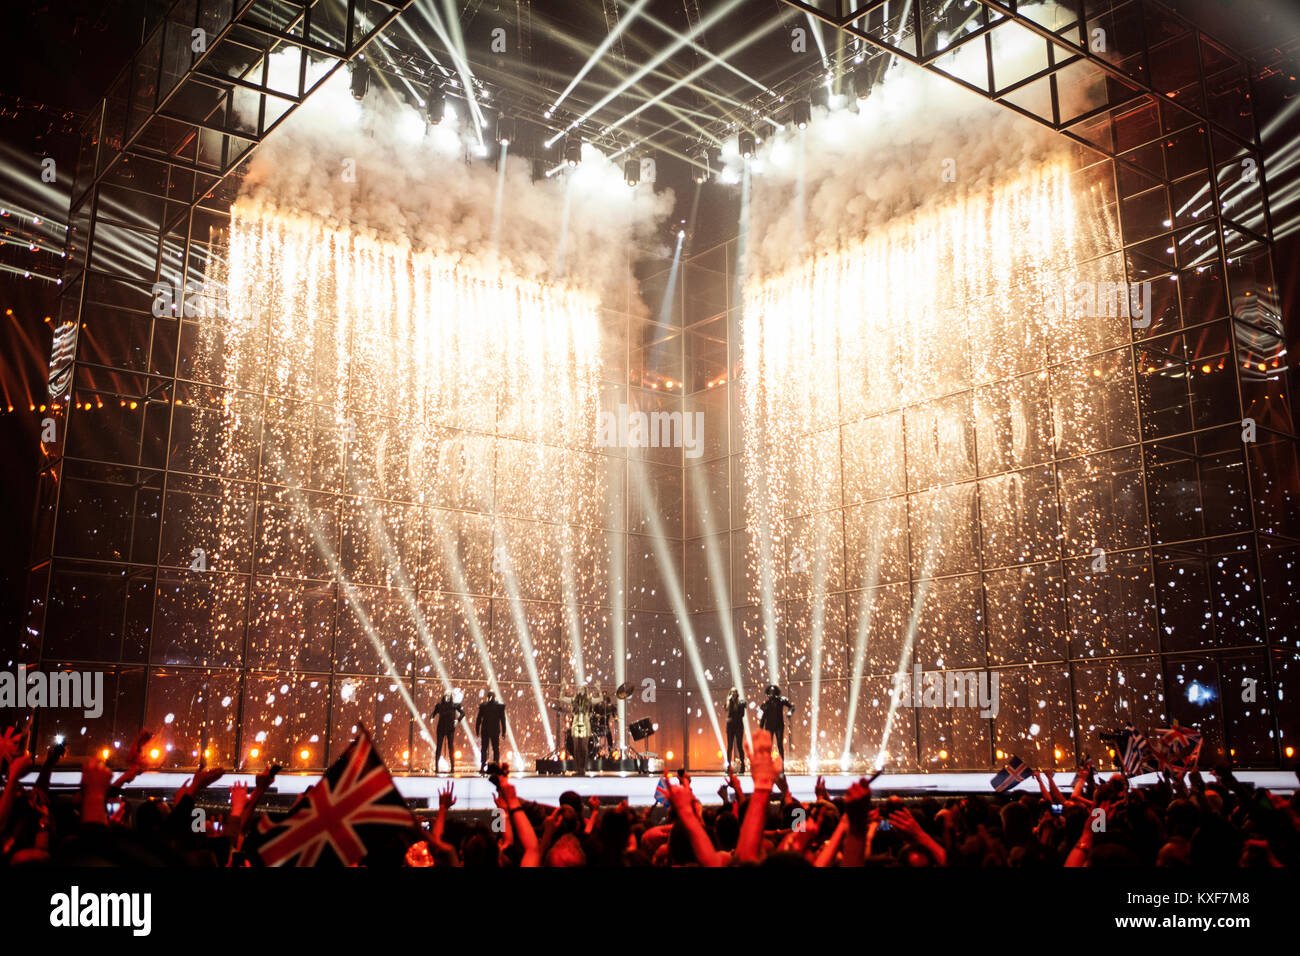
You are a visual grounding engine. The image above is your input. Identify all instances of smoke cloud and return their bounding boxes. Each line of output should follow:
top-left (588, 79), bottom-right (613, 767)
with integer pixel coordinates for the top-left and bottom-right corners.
top-left (735, 2), bottom-right (1104, 282)
top-left (238, 55), bottom-right (673, 313)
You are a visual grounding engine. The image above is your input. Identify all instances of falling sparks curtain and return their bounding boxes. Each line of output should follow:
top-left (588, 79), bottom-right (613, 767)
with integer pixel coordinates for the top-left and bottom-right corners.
top-left (739, 158), bottom-right (1132, 769)
top-left (187, 201), bottom-right (607, 767)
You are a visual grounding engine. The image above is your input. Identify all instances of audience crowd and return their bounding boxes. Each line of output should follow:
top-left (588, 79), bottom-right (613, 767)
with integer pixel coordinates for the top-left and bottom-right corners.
top-left (2, 724), bottom-right (1295, 867)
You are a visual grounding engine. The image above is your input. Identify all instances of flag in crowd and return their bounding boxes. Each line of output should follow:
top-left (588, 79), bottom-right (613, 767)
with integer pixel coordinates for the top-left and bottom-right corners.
top-left (1118, 725), bottom-right (1159, 777)
top-left (1151, 723), bottom-right (1203, 776)
top-left (991, 755), bottom-right (1032, 792)
top-left (245, 725), bottom-right (419, 866)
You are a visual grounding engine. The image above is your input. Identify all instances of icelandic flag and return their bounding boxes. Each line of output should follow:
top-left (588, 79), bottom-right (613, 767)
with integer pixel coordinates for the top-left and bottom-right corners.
top-left (990, 755), bottom-right (1032, 792)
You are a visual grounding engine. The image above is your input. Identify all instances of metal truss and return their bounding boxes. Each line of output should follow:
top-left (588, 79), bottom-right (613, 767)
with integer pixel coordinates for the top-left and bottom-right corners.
top-left (784, 1), bottom-right (1251, 144)
top-left (28, 0), bottom-right (414, 701)
top-left (774, 0), bottom-right (1295, 767)
top-left (51, 0), bottom-right (413, 398)
top-left (779, 1), bottom-right (1272, 229)
top-left (22, 0), bottom-right (1296, 770)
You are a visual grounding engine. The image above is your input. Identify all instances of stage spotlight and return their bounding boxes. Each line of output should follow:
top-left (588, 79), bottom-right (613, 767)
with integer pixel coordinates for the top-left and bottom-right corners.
top-left (738, 130), bottom-right (756, 159)
top-left (792, 99), bottom-right (811, 129)
top-left (565, 136), bottom-right (583, 167)
top-left (496, 114), bottom-right (515, 146)
top-left (624, 158), bottom-right (640, 186)
top-left (693, 146), bottom-right (710, 183)
top-left (425, 83), bottom-right (446, 124)
top-left (350, 61), bottom-right (370, 100)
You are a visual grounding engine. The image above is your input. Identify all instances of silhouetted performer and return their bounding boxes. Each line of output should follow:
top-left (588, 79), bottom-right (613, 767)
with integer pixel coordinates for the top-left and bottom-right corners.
top-left (476, 691), bottom-right (507, 772)
top-left (759, 685), bottom-right (795, 761)
top-left (600, 690), bottom-right (615, 756)
top-left (560, 685), bottom-right (593, 775)
top-left (432, 693), bottom-right (465, 773)
top-left (725, 687), bottom-right (747, 772)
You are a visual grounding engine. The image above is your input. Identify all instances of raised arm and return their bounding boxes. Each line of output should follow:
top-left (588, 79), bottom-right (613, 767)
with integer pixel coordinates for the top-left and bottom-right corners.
top-left (0, 752), bottom-right (33, 835)
top-left (492, 792), bottom-right (515, 854)
top-left (889, 807), bottom-right (947, 865)
top-left (666, 777), bottom-right (725, 867)
top-left (815, 813), bottom-right (850, 867)
top-left (79, 757), bottom-right (113, 827)
top-left (1065, 803), bottom-right (1105, 867)
top-left (110, 730), bottom-right (153, 794)
top-left (431, 782), bottom-right (460, 865)
top-left (498, 777), bottom-right (540, 867)
top-left (737, 730), bottom-right (778, 863)
top-left (839, 778), bottom-right (872, 867)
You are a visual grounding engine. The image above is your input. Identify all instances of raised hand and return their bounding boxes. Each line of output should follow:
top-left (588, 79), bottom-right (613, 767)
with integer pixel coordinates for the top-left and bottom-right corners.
top-left (814, 775), bottom-right (830, 802)
top-left (843, 776), bottom-right (873, 830)
top-left (6, 751), bottom-right (34, 784)
top-left (81, 755), bottom-right (112, 796)
top-left (438, 782), bottom-right (456, 811)
top-left (542, 807), bottom-right (562, 839)
top-left (125, 731), bottom-right (153, 770)
top-left (80, 756), bottom-right (113, 825)
top-left (254, 764), bottom-right (280, 789)
top-left (193, 763), bottom-right (226, 793)
top-left (0, 726), bottom-right (23, 765)
top-left (229, 781), bottom-right (249, 818)
top-left (745, 730), bottom-right (778, 791)
top-left (887, 807), bottom-right (921, 837)
top-left (665, 775), bottom-right (697, 817)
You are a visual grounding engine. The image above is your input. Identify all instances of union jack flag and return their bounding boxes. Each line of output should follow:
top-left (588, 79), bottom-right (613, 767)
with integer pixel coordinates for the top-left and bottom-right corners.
top-left (246, 727), bottom-right (418, 866)
top-left (1152, 724), bottom-right (1202, 776)
top-left (653, 774), bottom-right (672, 807)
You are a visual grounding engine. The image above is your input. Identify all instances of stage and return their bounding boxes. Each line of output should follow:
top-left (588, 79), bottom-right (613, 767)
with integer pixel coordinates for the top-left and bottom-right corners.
top-left (46, 770), bottom-right (1298, 810)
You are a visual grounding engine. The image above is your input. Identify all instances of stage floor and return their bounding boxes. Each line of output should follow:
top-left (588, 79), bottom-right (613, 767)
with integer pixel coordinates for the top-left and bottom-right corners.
top-left (48, 769), bottom-right (1298, 808)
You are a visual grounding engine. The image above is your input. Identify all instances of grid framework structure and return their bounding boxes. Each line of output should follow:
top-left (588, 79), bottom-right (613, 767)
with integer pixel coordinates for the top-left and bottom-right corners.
top-left (662, 0), bottom-right (1297, 770)
top-left (17, 0), bottom-right (1299, 773)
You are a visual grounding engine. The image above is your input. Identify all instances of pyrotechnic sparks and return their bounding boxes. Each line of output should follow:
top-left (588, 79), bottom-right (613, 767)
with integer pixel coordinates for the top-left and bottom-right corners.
top-left (741, 156), bottom-right (1136, 771)
top-left (189, 201), bottom-right (608, 770)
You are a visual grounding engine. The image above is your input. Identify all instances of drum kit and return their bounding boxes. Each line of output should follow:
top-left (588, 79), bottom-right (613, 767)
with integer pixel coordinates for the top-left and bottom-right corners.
top-left (549, 681), bottom-right (637, 762)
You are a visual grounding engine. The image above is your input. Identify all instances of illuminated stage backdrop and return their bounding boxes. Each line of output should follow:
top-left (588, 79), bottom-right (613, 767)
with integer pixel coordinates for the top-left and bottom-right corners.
top-left (736, 156), bottom-right (1162, 772)
top-left (178, 201), bottom-right (611, 771)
